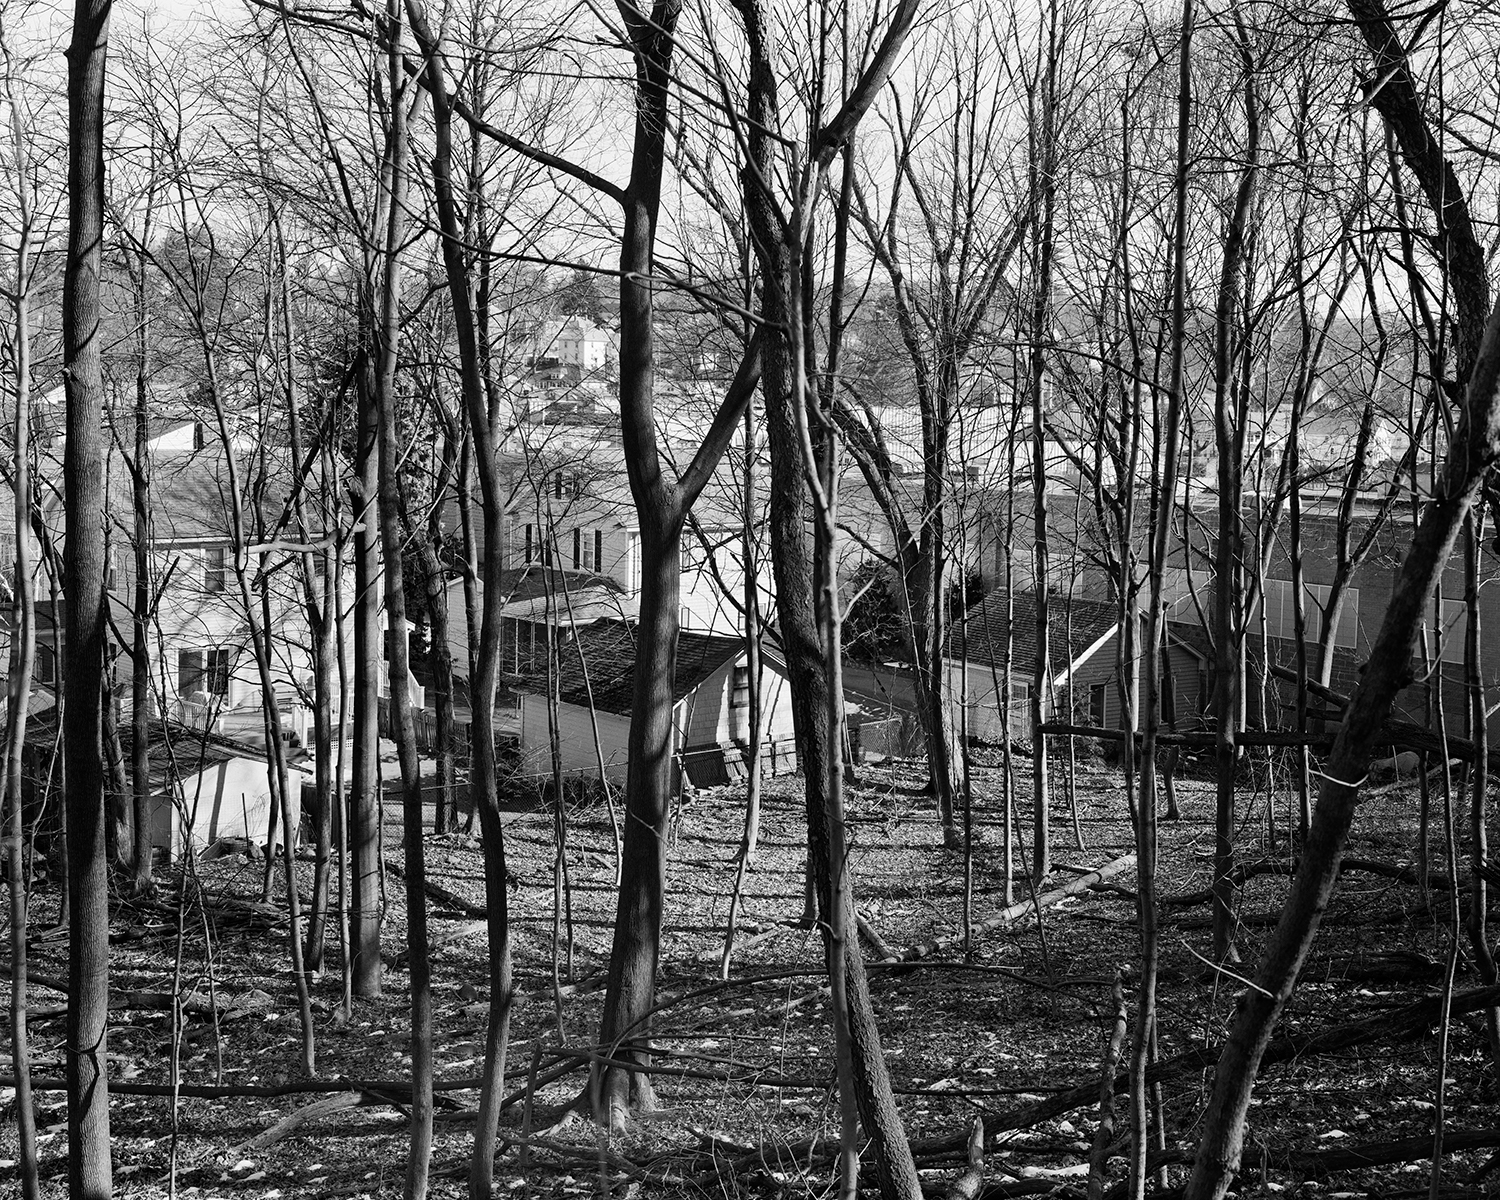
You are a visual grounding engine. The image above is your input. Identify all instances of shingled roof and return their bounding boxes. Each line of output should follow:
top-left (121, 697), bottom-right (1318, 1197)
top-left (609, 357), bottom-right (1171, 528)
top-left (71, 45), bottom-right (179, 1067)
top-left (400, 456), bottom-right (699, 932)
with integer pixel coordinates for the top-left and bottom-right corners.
top-left (515, 619), bottom-right (745, 715)
top-left (949, 590), bottom-right (1122, 679)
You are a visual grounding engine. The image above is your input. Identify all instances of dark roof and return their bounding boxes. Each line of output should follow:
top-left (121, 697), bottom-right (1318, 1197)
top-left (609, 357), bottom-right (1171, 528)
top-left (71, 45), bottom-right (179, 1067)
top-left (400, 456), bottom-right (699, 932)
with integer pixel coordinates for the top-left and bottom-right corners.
top-left (950, 590), bottom-right (1121, 676)
top-left (495, 565), bottom-right (624, 604)
top-left (514, 619), bottom-right (744, 715)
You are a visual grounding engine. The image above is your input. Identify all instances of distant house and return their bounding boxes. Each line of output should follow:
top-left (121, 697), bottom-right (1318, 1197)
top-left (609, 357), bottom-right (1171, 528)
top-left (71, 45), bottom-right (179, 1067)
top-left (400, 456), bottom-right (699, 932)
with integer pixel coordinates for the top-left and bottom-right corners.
top-left (945, 590), bottom-right (1208, 742)
top-left (511, 619), bottom-right (798, 786)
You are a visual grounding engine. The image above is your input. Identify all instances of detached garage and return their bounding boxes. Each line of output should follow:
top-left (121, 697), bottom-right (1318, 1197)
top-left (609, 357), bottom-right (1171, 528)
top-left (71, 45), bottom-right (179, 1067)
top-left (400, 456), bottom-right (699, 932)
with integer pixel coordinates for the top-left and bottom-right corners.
top-left (514, 620), bottom-right (799, 786)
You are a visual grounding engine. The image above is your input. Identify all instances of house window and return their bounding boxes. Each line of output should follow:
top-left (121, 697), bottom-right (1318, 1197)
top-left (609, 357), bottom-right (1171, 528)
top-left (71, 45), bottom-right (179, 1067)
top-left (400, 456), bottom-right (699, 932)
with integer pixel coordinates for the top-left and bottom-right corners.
top-left (553, 474), bottom-right (565, 500)
top-left (1008, 682), bottom-right (1031, 739)
top-left (205, 546), bottom-right (227, 593)
top-left (1258, 579), bottom-right (1358, 649)
top-left (106, 549), bottom-right (117, 592)
top-left (573, 528), bottom-right (602, 571)
top-left (206, 648), bottom-right (231, 697)
top-left (1435, 598), bottom-right (1469, 664)
top-left (36, 644), bottom-right (56, 686)
top-left (525, 524), bottom-right (534, 564)
top-left (1089, 682), bottom-right (1107, 729)
top-left (730, 664), bottom-right (751, 742)
top-left (179, 648), bottom-right (230, 698)
top-left (178, 650), bottom-right (203, 696)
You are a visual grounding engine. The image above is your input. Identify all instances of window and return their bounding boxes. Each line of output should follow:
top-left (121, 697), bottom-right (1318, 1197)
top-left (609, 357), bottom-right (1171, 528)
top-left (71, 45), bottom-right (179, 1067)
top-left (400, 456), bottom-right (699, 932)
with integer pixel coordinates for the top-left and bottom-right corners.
top-left (178, 650), bottom-right (203, 696)
top-left (179, 648), bottom-right (230, 698)
top-left (730, 664), bottom-right (751, 741)
top-left (553, 474), bottom-right (565, 500)
top-left (206, 649), bottom-right (231, 697)
top-left (205, 546), bottom-right (226, 593)
top-left (1007, 681), bottom-right (1031, 739)
top-left (1256, 579), bottom-right (1358, 649)
top-left (573, 528), bottom-right (602, 571)
top-left (36, 644), bottom-right (56, 686)
top-left (106, 550), bottom-right (117, 593)
top-left (524, 524), bottom-right (535, 564)
top-left (1089, 682), bottom-right (1107, 729)
top-left (1434, 598), bottom-right (1469, 664)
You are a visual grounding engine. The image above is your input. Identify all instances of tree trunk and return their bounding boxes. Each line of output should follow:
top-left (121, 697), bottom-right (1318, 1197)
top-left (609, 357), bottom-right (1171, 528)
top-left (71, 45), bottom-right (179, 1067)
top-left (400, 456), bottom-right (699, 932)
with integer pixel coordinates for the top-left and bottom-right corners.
top-left (350, 362), bottom-right (384, 999)
top-left (400, 10), bottom-right (514, 1191)
top-left (372, 21), bottom-right (433, 1186)
top-left (130, 259), bottom-right (153, 893)
top-left (4, 80), bottom-right (41, 1193)
top-left (63, 2), bottom-right (114, 1194)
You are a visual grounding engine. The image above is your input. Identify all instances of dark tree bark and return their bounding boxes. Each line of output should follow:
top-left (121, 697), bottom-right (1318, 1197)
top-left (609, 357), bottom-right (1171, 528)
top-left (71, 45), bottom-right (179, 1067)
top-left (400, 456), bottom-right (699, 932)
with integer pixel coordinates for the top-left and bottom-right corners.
top-left (733, 0), bottom-right (923, 1194)
top-left (63, 2), bottom-right (114, 1195)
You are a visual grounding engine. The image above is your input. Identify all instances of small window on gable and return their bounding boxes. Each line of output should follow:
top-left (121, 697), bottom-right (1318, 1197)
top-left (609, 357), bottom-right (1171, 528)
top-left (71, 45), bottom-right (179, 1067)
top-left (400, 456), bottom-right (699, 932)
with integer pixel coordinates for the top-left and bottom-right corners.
top-left (205, 546), bottom-right (227, 593)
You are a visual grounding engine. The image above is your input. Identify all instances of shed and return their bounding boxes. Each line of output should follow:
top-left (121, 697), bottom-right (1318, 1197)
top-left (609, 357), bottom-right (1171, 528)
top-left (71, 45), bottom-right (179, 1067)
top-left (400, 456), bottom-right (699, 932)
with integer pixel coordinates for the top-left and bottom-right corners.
top-left (513, 620), bottom-right (798, 785)
top-left (123, 722), bottom-right (309, 858)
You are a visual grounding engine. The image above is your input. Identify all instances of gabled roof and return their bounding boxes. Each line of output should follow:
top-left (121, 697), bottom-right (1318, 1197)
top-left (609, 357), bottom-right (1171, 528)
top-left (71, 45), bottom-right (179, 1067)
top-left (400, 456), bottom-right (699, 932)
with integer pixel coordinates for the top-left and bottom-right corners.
top-left (514, 618), bottom-right (745, 716)
top-left (949, 590), bottom-right (1122, 680)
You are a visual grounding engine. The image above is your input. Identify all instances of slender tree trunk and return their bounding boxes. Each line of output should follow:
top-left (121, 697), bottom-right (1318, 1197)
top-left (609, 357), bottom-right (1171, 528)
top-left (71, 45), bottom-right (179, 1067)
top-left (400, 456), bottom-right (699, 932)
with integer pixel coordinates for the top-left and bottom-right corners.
top-left (1463, 514), bottom-right (1500, 1064)
top-left (350, 361), bottom-right (384, 998)
top-left (371, 22), bottom-right (433, 1187)
top-left (63, 3), bottom-right (114, 1194)
top-left (130, 259), bottom-right (153, 892)
top-left (4, 78), bottom-right (41, 1192)
top-left (400, 11), bottom-right (514, 1190)
top-left (1209, 15), bottom-right (1259, 962)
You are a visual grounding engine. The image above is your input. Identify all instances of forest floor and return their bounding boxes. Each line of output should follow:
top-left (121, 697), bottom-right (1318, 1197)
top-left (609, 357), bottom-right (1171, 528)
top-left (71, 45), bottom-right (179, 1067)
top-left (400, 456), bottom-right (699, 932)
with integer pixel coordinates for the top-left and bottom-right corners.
top-left (1, 744), bottom-right (1497, 1199)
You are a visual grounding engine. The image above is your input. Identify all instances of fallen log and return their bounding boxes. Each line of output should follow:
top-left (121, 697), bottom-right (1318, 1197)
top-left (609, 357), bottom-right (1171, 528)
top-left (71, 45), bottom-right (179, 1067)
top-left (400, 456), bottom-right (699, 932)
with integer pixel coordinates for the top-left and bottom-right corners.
top-left (897, 855), bottom-right (1136, 963)
top-left (1037, 722), bottom-right (1328, 749)
top-left (902, 982), bottom-right (1500, 1160)
top-left (1164, 855), bottom-right (1465, 907)
top-left (385, 858), bottom-right (487, 917)
top-left (1101, 1128), bottom-right (1500, 1197)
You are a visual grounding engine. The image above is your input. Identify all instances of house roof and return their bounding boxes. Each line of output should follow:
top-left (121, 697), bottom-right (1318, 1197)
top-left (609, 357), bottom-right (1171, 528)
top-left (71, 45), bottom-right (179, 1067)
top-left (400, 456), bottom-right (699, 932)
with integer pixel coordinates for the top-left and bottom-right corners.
top-left (514, 618), bottom-right (745, 716)
top-left (949, 590), bottom-right (1122, 679)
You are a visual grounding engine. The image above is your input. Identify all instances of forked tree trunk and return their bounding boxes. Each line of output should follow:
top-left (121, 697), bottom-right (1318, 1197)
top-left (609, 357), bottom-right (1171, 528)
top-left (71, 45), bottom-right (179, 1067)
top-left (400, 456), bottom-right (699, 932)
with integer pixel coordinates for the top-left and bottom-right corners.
top-left (63, 2), bottom-right (114, 1194)
top-left (735, 1), bottom-right (922, 1193)
top-left (402, 10), bottom-right (515, 1190)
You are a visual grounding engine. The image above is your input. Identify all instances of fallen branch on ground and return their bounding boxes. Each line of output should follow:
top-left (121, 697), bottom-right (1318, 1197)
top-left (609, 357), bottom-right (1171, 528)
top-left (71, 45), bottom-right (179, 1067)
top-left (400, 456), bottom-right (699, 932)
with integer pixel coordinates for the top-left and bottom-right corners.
top-left (897, 856), bottom-right (1136, 963)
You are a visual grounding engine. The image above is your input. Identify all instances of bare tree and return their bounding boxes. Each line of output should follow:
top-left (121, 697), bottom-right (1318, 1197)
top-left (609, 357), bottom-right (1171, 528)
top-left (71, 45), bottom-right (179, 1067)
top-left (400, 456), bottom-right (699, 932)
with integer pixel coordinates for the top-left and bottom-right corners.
top-left (62, 0), bottom-right (115, 1194)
